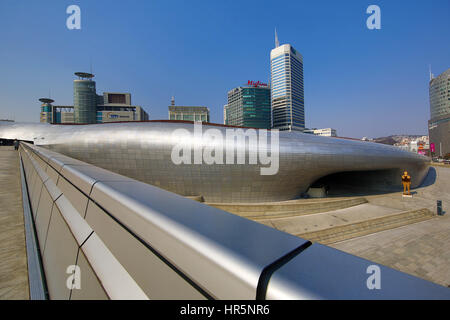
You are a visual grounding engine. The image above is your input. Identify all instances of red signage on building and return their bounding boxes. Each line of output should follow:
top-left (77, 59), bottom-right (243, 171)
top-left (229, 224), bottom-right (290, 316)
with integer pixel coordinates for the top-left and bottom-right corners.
top-left (247, 80), bottom-right (268, 88)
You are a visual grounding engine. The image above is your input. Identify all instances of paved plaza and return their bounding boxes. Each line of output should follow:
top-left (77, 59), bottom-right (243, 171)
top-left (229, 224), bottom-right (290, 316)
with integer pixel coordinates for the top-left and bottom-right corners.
top-left (232, 165), bottom-right (450, 288)
top-left (332, 213), bottom-right (450, 287)
top-left (331, 166), bottom-right (450, 288)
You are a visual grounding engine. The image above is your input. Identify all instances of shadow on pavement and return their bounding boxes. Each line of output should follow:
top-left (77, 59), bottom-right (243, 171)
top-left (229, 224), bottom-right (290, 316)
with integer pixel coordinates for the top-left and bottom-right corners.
top-left (418, 166), bottom-right (437, 188)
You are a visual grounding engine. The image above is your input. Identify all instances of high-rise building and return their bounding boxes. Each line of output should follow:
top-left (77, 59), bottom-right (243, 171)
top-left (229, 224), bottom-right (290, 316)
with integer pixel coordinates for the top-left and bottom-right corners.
top-left (39, 98), bottom-right (54, 123)
top-left (73, 72), bottom-right (97, 124)
top-left (270, 35), bottom-right (304, 131)
top-left (225, 81), bottom-right (271, 129)
top-left (168, 98), bottom-right (210, 122)
top-left (428, 68), bottom-right (450, 157)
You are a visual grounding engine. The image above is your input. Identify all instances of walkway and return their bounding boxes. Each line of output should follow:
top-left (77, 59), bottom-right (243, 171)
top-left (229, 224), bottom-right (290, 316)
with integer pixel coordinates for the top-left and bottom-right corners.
top-left (0, 146), bottom-right (29, 299)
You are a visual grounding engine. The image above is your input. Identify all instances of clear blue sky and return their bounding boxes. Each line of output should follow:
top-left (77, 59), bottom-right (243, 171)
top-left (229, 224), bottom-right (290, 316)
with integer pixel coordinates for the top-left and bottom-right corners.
top-left (0, 0), bottom-right (449, 138)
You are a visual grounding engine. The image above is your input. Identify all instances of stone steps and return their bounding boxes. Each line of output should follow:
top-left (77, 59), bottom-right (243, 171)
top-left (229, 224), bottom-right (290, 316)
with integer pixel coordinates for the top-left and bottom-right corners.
top-left (208, 197), bottom-right (368, 219)
top-left (297, 208), bottom-right (435, 245)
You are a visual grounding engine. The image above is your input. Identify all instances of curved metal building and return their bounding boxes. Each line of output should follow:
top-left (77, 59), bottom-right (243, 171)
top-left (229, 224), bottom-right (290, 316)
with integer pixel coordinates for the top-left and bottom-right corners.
top-left (0, 121), bottom-right (430, 203)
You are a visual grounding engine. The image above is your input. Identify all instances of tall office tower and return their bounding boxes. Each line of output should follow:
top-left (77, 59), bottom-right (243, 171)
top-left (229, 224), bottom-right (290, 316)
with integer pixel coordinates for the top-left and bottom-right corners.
top-left (270, 34), bottom-right (304, 131)
top-left (73, 72), bottom-right (97, 124)
top-left (39, 98), bottom-right (54, 123)
top-left (225, 81), bottom-right (271, 128)
top-left (428, 67), bottom-right (450, 157)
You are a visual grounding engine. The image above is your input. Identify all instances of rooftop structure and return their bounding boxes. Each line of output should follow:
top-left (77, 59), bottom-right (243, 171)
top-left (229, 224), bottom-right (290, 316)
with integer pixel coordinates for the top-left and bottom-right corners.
top-left (74, 72), bottom-right (94, 79)
top-left (168, 103), bottom-right (210, 122)
top-left (304, 128), bottom-right (337, 137)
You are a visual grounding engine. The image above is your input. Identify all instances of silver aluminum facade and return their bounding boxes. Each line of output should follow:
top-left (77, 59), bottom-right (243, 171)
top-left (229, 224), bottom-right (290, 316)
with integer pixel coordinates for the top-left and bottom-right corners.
top-left (1, 121), bottom-right (430, 203)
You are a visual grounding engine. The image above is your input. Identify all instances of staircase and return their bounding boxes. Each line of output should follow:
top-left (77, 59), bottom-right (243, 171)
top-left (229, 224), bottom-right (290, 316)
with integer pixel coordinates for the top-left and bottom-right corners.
top-left (208, 197), bottom-right (368, 219)
top-left (297, 208), bottom-right (435, 245)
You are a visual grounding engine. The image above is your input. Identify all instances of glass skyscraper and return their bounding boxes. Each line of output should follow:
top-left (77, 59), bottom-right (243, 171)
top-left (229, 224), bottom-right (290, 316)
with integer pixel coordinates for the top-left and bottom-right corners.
top-left (225, 84), bottom-right (271, 129)
top-left (270, 43), bottom-right (304, 131)
top-left (428, 68), bottom-right (450, 157)
top-left (429, 68), bottom-right (450, 119)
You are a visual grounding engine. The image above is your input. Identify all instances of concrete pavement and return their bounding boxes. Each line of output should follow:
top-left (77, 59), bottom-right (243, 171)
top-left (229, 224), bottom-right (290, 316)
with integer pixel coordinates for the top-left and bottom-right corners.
top-left (330, 166), bottom-right (450, 288)
top-left (0, 146), bottom-right (29, 299)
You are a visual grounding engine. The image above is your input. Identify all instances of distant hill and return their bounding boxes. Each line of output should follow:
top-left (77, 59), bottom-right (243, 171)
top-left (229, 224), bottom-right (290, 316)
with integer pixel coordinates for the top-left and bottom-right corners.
top-left (372, 136), bottom-right (397, 145)
top-left (372, 135), bottom-right (424, 145)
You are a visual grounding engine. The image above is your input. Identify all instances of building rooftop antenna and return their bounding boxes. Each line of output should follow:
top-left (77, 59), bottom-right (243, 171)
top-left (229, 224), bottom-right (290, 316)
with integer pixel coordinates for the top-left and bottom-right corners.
top-left (275, 28), bottom-right (280, 48)
top-left (171, 95), bottom-right (175, 106)
top-left (429, 64), bottom-right (434, 81)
